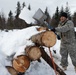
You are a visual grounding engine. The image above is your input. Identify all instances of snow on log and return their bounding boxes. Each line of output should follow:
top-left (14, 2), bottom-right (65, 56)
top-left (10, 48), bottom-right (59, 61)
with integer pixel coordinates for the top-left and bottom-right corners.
top-left (12, 55), bottom-right (30, 73)
top-left (25, 46), bottom-right (41, 61)
top-left (30, 30), bottom-right (56, 47)
top-left (36, 26), bottom-right (48, 31)
top-left (6, 66), bottom-right (18, 75)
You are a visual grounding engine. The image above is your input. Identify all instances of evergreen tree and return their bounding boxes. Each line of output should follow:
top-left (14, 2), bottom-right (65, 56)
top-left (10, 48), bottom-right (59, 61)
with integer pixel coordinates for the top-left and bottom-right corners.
top-left (72, 12), bottom-right (76, 27)
top-left (51, 6), bottom-right (60, 27)
top-left (60, 6), bottom-right (64, 15)
top-left (7, 10), bottom-right (14, 29)
top-left (65, 2), bottom-right (71, 19)
top-left (8, 10), bottom-right (13, 19)
top-left (45, 7), bottom-right (51, 24)
top-left (28, 4), bottom-right (31, 10)
top-left (0, 12), bottom-right (6, 30)
top-left (22, 2), bottom-right (26, 9)
top-left (45, 7), bottom-right (48, 14)
top-left (15, 1), bottom-right (21, 18)
top-left (54, 6), bottom-right (59, 20)
top-left (0, 15), bottom-right (2, 29)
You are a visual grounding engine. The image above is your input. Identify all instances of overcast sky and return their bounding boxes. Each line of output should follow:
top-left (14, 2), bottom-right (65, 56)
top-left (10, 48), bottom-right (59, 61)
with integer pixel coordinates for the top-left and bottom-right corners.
top-left (0, 0), bottom-right (76, 18)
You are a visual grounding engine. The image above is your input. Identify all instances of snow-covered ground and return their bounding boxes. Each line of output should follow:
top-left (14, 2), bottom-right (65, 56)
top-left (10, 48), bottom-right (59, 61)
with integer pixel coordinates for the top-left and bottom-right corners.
top-left (0, 26), bottom-right (76, 75)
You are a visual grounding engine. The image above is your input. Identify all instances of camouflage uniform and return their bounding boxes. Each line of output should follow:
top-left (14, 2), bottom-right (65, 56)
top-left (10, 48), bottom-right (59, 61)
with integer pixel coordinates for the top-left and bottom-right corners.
top-left (55, 20), bottom-right (76, 67)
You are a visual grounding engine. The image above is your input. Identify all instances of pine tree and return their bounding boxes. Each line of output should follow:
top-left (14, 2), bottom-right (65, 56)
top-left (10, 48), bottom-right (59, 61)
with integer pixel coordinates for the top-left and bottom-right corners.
top-left (0, 12), bottom-right (6, 30)
top-left (60, 6), bottom-right (64, 15)
top-left (8, 11), bottom-right (13, 19)
top-left (65, 2), bottom-right (71, 19)
top-left (51, 6), bottom-right (60, 27)
top-left (0, 15), bottom-right (2, 29)
top-left (72, 12), bottom-right (76, 27)
top-left (45, 7), bottom-right (51, 24)
top-left (7, 10), bottom-right (14, 29)
top-left (28, 4), bottom-right (31, 10)
top-left (22, 2), bottom-right (26, 9)
top-left (54, 6), bottom-right (59, 20)
top-left (15, 1), bottom-right (21, 18)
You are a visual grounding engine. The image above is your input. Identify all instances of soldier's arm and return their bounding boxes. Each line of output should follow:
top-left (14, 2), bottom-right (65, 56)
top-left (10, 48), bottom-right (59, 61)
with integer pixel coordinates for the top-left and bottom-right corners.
top-left (55, 21), bottom-right (74, 32)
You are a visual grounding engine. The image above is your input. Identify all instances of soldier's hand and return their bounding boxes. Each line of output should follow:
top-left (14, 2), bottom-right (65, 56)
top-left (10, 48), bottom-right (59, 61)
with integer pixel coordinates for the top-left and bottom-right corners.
top-left (51, 28), bottom-right (56, 32)
top-left (57, 35), bottom-right (61, 40)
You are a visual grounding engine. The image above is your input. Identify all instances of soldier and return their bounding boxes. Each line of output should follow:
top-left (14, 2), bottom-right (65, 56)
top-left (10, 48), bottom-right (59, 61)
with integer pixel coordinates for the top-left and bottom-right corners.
top-left (51, 12), bottom-right (76, 71)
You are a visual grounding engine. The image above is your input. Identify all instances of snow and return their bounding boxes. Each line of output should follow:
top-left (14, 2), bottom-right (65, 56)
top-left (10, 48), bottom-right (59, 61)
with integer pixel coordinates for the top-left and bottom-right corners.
top-left (19, 7), bottom-right (36, 24)
top-left (0, 26), bottom-right (76, 75)
top-left (19, 7), bottom-right (49, 24)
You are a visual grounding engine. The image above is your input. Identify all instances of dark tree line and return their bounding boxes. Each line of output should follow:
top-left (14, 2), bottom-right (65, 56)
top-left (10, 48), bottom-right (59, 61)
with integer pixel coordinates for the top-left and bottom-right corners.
top-left (50, 2), bottom-right (76, 27)
top-left (0, 2), bottom-right (76, 30)
top-left (0, 1), bottom-right (31, 30)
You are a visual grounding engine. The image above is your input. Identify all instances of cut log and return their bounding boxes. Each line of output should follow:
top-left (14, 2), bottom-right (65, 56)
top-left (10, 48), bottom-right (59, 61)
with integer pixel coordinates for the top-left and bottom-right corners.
top-left (25, 46), bottom-right (41, 61)
top-left (6, 66), bottom-right (18, 75)
top-left (12, 55), bottom-right (30, 73)
top-left (30, 30), bottom-right (56, 47)
top-left (40, 47), bottom-right (66, 75)
top-left (36, 27), bottom-right (48, 31)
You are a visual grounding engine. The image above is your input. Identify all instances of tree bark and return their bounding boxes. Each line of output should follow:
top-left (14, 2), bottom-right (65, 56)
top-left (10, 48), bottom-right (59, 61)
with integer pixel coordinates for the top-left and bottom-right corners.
top-left (30, 30), bottom-right (56, 47)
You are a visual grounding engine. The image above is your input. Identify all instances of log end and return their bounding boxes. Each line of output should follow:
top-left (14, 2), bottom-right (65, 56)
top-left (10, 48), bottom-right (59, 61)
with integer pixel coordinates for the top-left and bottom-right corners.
top-left (25, 46), bottom-right (42, 61)
top-left (6, 66), bottom-right (18, 75)
top-left (42, 31), bottom-right (56, 47)
top-left (12, 55), bottom-right (30, 73)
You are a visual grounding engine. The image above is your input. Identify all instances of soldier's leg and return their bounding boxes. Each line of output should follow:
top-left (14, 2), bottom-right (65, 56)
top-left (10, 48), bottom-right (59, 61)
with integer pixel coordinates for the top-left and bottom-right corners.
top-left (60, 47), bottom-right (68, 67)
top-left (68, 48), bottom-right (76, 67)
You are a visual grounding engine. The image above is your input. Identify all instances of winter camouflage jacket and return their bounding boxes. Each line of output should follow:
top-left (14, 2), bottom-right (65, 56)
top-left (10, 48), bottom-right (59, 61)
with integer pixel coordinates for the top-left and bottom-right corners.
top-left (56, 20), bottom-right (76, 67)
top-left (55, 20), bottom-right (76, 44)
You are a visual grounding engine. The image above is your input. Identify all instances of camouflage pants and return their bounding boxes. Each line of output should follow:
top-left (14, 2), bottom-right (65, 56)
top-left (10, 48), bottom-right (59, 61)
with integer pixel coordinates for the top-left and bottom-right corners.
top-left (60, 42), bottom-right (76, 67)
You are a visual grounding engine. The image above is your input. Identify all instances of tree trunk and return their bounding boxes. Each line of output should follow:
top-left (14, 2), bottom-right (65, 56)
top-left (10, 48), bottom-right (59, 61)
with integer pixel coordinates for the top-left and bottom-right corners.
top-left (40, 47), bottom-right (66, 75)
top-left (12, 55), bottom-right (30, 73)
top-left (25, 46), bottom-right (41, 61)
top-left (30, 30), bottom-right (56, 47)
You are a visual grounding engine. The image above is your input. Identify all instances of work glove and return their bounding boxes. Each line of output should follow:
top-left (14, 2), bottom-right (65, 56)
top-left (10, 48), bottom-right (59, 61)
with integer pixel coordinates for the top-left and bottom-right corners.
top-left (51, 28), bottom-right (56, 32)
top-left (57, 35), bottom-right (61, 40)
top-left (51, 28), bottom-right (61, 40)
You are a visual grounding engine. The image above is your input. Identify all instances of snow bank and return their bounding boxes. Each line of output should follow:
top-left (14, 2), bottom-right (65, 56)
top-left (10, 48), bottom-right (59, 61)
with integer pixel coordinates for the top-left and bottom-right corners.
top-left (19, 7), bottom-right (36, 24)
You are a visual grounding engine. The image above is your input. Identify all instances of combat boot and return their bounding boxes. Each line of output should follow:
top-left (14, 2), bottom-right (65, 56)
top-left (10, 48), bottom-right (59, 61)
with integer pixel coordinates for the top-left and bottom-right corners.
top-left (74, 67), bottom-right (76, 72)
top-left (62, 66), bottom-right (67, 71)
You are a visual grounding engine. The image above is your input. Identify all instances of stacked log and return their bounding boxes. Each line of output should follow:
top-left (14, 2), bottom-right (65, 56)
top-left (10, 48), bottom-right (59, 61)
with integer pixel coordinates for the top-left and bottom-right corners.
top-left (6, 66), bottom-right (18, 75)
top-left (36, 27), bottom-right (48, 31)
top-left (30, 30), bottom-right (56, 47)
top-left (12, 55), bottom-right (30, 73)
top-left (25, 46), bottom-right (41, 61)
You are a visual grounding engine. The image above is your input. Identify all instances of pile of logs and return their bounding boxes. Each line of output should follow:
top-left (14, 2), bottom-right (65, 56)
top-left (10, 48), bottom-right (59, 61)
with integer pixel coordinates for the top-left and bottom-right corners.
top-left (6, 66), bottom-right (18, 75)
top-left (30, 30), bottom-right (56, 47)
top-left (6, 27), bottom-right (66, 75)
